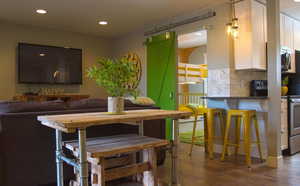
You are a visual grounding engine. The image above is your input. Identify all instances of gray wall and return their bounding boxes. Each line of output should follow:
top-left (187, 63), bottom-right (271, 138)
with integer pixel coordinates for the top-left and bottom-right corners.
top-left (0, 21), bottom-right (112, 100)
top-left (189, 45), bottom-right (207, 65)
top-left (188, 45), bottom-right (207, 94)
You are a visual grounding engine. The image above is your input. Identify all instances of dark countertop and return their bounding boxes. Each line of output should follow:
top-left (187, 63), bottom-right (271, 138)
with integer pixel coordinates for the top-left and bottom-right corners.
top-left (200, 96), bottom-right (268, 99)
top-left (285, 95), bottom-right (300, 98)
top-left (200, 96), bottom-right (298, 100)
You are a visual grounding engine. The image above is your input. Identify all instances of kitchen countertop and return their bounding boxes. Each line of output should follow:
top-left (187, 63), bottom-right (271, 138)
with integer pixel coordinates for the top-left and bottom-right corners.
top-left (200, 96), bottom-right (268, 99)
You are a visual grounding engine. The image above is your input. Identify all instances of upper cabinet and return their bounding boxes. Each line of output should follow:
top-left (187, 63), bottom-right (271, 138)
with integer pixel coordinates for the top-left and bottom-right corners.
top-left (294, 19), bottom-right (300, 51)
top-left (281, 13), bottom-right (296, 73)
top-left (234, 0), bottom-right (298, 72)
top-left (234, 0), bottom-right (267, 70)
top-left (281, 14), bottom-right (294, 50)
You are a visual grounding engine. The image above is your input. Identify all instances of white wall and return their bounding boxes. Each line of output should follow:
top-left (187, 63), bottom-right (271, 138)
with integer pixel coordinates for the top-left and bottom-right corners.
top-left (0, 21), bottom-right (113, 100)
top-left (189, 45), bottom-right (207, 65)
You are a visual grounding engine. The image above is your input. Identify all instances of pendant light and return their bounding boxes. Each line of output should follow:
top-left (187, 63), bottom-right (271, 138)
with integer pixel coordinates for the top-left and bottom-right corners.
top-left (226, 0), bottom-right (239, 38)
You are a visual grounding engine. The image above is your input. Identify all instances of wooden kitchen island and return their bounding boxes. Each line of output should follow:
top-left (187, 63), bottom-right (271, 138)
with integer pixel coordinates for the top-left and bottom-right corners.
top-left (37, 109), bottom-right (192, 186)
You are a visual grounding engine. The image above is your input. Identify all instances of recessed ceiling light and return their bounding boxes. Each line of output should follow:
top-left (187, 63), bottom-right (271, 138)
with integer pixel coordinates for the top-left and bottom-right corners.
top-left (98, 21), bottom-right (108, 25)
top-left (36, 9), bottom-right (47, 14)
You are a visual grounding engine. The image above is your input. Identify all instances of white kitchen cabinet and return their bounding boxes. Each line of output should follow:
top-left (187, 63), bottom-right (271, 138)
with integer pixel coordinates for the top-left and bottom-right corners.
top-left (280, 14), bottom-right (296, 73)
top-left (294, 19), bottom-right (300, 51)
top-left (282, 15), bottom-right (294, 50)
top-left (284, 15), bottom-right (296, 73)
top-left (280, 14), bottom-right (284, 46)
top-left (281, 98), bottom-right (288, 151)
top-left (234, 0), bottom-right (267, 70)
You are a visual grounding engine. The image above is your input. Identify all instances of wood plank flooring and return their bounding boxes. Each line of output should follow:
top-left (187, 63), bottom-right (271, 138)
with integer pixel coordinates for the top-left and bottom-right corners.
top-left (109, 143), bottom-right (300, 186)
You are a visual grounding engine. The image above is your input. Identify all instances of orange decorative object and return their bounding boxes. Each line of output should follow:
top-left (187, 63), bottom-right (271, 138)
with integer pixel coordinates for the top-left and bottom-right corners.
top-left (123, 52), bottom-right (142, 90)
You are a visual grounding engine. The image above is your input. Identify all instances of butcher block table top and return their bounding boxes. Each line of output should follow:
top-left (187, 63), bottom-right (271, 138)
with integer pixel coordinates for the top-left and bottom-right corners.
top-left (37, 109), bottom-right (192, 133)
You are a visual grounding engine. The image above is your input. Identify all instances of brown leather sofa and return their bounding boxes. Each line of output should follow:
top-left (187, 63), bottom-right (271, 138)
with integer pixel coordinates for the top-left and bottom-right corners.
top-left (0, 99), bottom-right (165, 186)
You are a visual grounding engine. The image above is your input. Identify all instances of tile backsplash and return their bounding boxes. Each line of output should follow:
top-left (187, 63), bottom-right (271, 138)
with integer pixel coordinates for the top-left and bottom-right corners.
top-left (230, 70), bottom-right (267, 96)
top-left (207, 68), bottom-right (267, 97)
top-left (208, 68), bottom-right (230, 96)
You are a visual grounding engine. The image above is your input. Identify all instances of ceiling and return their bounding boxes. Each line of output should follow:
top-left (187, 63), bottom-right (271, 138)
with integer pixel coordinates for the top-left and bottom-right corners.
top-left (281, 0), bottom-right (300, 20)
top-left (0, 0), bottom-right (227, 38)
top-left (178, 30), bottom-right (207, 48)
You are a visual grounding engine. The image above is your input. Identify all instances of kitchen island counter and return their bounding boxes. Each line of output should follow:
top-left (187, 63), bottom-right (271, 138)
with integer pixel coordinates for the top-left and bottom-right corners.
top-left (200, 96), bottom-right (268, 100)
top-left (204, 96), bottom-right (269, 158)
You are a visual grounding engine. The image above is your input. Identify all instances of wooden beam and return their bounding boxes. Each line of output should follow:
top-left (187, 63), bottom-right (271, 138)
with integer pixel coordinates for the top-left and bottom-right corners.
top-left (266, 0), bottom-right (281, 168)
top-left (105, 162), bottom-right (150, 181)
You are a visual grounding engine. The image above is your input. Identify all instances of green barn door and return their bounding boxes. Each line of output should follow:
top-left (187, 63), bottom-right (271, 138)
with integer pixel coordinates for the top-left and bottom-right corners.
top-left (146, 32), bottom-right (177, 140)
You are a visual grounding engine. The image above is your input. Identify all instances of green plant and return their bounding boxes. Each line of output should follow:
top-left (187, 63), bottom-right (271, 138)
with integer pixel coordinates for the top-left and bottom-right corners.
top-left (282, 76), bottom-right (289, 86)
top-left (87, 57), bottom-right (139, 97)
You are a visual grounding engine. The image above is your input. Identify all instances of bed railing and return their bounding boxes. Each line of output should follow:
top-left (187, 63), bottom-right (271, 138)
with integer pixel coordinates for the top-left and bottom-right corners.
top-left (178, 93), bottom-right (206, 107)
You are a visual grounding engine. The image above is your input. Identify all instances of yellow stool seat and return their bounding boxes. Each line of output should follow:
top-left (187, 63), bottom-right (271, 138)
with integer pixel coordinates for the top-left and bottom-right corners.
top-left (179, 105), bottom-right (225, 158)
top-left (225, 109), bottom-right (256, 116)
top-left (221, 109), bottom-right (263, 167)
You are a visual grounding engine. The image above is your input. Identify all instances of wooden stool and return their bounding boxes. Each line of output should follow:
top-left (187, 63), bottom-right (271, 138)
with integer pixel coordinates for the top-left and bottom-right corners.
top-left (221, 110), bottom-right (263, 167)
top-left (179, 105), bottom-right (225, 158)
top-left (64, 134), bottom-right (169, 186)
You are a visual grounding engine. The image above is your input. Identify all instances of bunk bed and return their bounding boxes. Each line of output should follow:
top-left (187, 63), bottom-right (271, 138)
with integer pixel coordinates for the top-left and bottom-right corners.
top-left (178, 63), bottom-right (207, 107)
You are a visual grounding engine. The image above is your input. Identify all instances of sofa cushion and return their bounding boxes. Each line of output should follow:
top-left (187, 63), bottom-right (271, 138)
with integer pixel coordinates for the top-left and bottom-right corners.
top-left (0, 100), bottom-right (66, 113)
top-left (129, 97), bottom-right (155, 106)
top-left (68, 98), bottom-right (149, 110)
top-left (68, 98), bottom-right (107, 109)
top-left (124, 99), bottom-right (142, 107)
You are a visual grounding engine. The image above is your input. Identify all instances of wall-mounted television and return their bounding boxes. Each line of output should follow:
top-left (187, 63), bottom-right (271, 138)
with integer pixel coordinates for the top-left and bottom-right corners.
top-left (18, 43), bottom-right (82, 84)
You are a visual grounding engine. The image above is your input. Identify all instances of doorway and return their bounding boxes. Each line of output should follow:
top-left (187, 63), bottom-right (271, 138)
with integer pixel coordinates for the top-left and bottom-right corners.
top-left (177, 30), bottom-right (208, 147)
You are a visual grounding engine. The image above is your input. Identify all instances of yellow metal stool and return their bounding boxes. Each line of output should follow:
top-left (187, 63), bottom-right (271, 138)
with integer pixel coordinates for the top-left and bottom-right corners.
top-left (221, 110), bottom-right (263, 167)
top-left (179, 105), bottom-right (225, 158)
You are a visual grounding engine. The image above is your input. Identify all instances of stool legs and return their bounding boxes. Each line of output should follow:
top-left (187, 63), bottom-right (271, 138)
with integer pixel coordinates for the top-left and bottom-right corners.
top-left (235, 117), bottom-right (241, 156)
top-left (221, 113), bottom-right (231, 161)
top-left (218, 112), bottom-right (225, 140)
top-left (221, 111), bottom-right (263, 167)
top-left (189, 109), bottom-right (225, 158)
top-left (243, 114), bottom-right (252, 167)
top-left (253, 116), bottom-right (263, 161)
top-left (189, 115), bottom-right (198, 156)
top-left (207, 111), bottom-right (214, 159)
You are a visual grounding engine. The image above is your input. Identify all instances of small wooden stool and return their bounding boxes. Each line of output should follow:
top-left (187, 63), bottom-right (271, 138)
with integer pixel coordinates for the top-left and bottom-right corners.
top-left (64, 134), bottom-right (169, 186)
top-left (179, 105), bottom-right (225, 158)
top-left (221, 110), bottom-right (263, 167)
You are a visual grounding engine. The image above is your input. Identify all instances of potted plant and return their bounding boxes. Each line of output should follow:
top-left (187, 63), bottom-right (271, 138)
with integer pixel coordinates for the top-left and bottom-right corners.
top-left (282, 76), bottom-right (289, 96)
top-left (87, 57), bottom-right (139, 114)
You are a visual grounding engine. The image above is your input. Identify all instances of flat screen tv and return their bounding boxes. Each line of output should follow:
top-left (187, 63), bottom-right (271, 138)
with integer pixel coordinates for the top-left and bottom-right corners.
top-left (18, 43), bottom-right (82, 84)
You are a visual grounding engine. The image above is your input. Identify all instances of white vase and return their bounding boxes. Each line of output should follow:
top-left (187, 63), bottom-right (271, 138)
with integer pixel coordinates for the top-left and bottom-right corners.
top-left (108, 97), bottom-right (124, 114)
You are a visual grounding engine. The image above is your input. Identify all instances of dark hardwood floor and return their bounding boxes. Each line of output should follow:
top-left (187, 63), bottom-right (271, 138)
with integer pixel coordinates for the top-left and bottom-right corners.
top-left (111, 143), bottom-right (300, 186)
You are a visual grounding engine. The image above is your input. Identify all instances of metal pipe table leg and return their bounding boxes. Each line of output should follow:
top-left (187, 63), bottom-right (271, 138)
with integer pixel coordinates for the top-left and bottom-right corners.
top-left (139, 120), bottom-right (144, 163)
top-left (171, 119), bottom-right (180, 185)
top-left (55, 129), bottom-right (64, 186)
top-left (78, 128), bottom-right (88, 186)
top-left (138, 121), bottom-right (144, 182)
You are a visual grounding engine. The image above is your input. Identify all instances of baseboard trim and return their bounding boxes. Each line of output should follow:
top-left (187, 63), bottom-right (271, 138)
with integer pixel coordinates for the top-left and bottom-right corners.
top-left (266, 155), bottom-right (282, 168)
